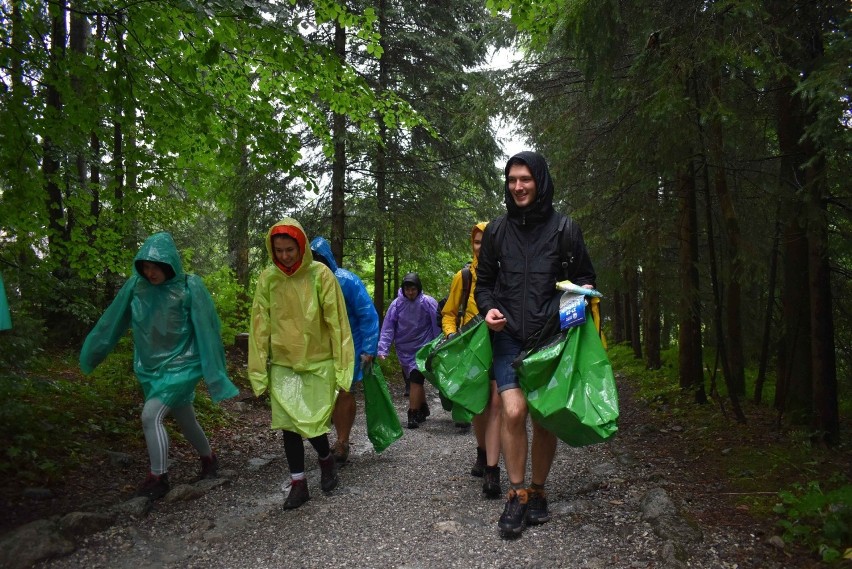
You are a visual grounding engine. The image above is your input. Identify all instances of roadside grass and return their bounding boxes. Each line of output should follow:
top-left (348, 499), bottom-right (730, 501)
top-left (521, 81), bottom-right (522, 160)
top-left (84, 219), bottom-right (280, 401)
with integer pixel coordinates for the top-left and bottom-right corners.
top-left (607, 343), bottom-right (852, 562)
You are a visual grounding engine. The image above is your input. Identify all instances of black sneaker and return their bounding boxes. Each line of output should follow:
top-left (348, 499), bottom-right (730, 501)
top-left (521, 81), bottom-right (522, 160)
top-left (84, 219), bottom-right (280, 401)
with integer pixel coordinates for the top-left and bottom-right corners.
top-left (482, 465), bottom-right (501, 499)
top-left (283, 479), bottom-right (310, 509)
top-left (416, 401), bottom-right (431, 423)
top-left (198, 453), bottom-right (219, 480)
top-left (498, 488), bottom-right (529, 536)
top-left (471, 447), bottom-right (486, 477)
top-left (526, 488), bottom-right (551, 525)
top-left (318, 454), bottom-right (339, 492)
top-left (332, 441), bottom-right (350, 465)
top-left (407, 408), bottom-right (420, 429)
top-left (135, 472), bottom-right (170, 500)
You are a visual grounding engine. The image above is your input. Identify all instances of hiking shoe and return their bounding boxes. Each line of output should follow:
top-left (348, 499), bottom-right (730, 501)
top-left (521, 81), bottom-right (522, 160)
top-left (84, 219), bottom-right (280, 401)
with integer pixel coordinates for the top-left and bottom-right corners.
top-left (407, 408), bottom-right (420, 429)
top-left (332, 441), bottom-right (350, 465)
top-left (416, 401), bottom-right (431, 423)
top-left (199, 453), bottom-right (219, 480)
top-left (318, 454), bottom-right (339, 492)
top-left (526, 487), bottom-right (551, 525)
top-left (483, 465), bottom-right (502, 499)
top-left (283, 479), bottom-right (310, 509)
top-left (135, 472), bottom-right (170, 500)
top-left (498, 488), bottom-right (529, 536)
top-left (471, 447), bottom-right (486, 477)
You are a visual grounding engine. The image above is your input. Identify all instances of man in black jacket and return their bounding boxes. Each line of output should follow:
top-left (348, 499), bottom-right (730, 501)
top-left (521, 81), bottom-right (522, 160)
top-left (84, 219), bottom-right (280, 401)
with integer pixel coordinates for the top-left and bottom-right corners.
top-left (475, 151), bottom-right (596, 537)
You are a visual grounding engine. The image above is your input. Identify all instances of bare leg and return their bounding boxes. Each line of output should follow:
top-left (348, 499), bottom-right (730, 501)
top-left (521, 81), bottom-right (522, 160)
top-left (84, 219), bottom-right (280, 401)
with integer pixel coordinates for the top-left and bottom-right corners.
top-left (530, 420), bottom-right (557, 486)
top-left (332, 389), bottom-right (356, 445)
top-left (499, 388), bottom-right (528, 485)
top-left (484, 380), bottom-right (502, 465)
top-left (409, 381), bottom-right (425, 412)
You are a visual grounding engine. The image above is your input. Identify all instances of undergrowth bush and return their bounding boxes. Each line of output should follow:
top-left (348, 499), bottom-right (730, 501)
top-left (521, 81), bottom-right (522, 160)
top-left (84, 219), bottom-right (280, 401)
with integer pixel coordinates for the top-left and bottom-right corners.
top-left (774, 479), bottom-right (852, 562)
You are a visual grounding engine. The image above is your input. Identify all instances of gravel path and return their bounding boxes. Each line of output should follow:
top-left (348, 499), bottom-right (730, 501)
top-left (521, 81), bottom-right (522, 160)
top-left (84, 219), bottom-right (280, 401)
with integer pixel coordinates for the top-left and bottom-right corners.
top-left (31, 376), bottom-right (784, 569)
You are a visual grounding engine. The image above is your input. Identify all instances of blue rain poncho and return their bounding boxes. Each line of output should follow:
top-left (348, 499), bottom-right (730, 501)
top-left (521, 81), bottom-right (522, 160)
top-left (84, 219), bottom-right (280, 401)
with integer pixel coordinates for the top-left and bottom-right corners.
top-left (0, 272), bottom-right (10, 330)
top-left (79, 232), bottom-right (238, 407)
top-left (310, 236), bottom-right (379, 384)
top-left (248, 219), bottom-right (354, 438)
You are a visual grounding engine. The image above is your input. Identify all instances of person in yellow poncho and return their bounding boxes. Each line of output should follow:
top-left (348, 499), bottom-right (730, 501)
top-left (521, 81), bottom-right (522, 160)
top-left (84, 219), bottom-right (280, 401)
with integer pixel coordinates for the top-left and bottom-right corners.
top-left (439, 221), bottom-right (503, 499)
top-left (248, 218), bottom-right (354, 510)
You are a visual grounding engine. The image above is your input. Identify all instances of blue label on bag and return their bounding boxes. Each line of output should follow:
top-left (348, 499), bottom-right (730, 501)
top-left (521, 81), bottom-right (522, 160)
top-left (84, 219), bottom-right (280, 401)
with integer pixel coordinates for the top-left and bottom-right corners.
top-left (559, 293), bottom-right (587, 330)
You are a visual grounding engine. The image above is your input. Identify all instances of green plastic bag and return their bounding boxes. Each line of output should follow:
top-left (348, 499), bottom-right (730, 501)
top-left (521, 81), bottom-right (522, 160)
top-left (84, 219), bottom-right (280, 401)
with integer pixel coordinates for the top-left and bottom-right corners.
top-left (415, 319), bottom-right (492, 416)
top-left (362, 362), bottom-right (403, 453)
top-left (516, 317), bottom-right (618, 446)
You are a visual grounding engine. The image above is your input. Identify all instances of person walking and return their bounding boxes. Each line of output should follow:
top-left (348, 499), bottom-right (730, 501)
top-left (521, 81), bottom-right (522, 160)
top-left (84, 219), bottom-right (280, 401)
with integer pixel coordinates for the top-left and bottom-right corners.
top-left (440, 222), bottom-right (503, 498)
top-left (310, 236), bottom-right (380, 464)
top-left (248, 219), bottom-right (354, 509)
top-left (80, 232), bottom-right (239, 500)
top-left (377, 272), bottom-right (440, 429)
top-left (475, 151), bottom-right (597, 537)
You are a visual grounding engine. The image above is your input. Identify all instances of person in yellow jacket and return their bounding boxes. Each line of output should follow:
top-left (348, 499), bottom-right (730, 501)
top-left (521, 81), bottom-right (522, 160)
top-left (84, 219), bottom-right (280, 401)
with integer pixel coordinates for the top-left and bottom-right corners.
top-left (248, 218), bottom-right (355, 510)
top-left (439, 222), bottom-right (502, 499)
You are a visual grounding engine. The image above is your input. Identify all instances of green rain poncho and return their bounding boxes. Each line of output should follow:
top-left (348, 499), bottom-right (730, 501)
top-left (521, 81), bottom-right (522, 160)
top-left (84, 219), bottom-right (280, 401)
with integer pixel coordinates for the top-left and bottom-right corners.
top-left (248, 218), bottom-right (354, 438)
top-left (79, 232), bottom-right (238, 407)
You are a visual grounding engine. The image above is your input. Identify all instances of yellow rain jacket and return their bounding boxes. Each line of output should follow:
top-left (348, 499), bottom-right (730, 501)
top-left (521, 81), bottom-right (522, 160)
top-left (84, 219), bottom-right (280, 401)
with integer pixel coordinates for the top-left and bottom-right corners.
top-left (248, 218), bottom-right (354, 438)
top-left (441, 222), bottom-right (488, 335)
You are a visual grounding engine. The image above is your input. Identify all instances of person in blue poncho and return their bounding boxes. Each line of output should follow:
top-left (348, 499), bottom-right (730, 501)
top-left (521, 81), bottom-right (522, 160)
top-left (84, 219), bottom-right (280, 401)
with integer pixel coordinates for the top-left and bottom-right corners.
top-left (79, 232), bottom-right (239, 500)
top-left (0, 271), bottom-right (11, 331)
top-left (310, 237), bottom-right (380, 464)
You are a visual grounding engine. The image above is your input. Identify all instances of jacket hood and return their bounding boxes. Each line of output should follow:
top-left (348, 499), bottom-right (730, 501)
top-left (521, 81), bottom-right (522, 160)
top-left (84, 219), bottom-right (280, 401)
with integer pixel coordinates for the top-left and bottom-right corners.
top-left (504, 151), bottom-right (555, 224)
top-left (309, 236), bottom-right (339, 273)
top-left (133, 232), bottom-right (183, 281)
top-left (266, 218), bottom-right (312, 275)
top-left (401, 272), bottom-right (422, 295)
top-left (471, 222), bottom-right (487, 264)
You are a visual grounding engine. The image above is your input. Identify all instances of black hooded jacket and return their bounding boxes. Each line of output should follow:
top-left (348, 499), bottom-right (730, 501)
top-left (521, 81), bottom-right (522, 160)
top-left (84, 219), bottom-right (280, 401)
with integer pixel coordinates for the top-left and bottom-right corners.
top-left (474, 151), bottom-right (596, 343)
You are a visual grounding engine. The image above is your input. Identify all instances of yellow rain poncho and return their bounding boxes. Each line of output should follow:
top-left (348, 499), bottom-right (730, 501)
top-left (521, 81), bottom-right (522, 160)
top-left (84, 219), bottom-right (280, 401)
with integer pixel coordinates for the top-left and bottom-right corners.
top-left (248, 218), bottom-right (354, 438)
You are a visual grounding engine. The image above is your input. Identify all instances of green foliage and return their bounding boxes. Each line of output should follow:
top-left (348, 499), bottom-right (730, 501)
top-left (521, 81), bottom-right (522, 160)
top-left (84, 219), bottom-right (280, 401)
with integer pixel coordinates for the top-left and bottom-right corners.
top-left (201, 266), bottom-right (251, 346)
top-left (0, 308), bottom-right (46, 371)
top-left (774, 480), bottom-right (852, 562)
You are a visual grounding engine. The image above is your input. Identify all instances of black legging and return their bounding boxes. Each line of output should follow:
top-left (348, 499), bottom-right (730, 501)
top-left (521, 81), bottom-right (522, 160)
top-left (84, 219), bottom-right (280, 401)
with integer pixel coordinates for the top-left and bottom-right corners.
top-left (282, 430), bottom-right (331, 474)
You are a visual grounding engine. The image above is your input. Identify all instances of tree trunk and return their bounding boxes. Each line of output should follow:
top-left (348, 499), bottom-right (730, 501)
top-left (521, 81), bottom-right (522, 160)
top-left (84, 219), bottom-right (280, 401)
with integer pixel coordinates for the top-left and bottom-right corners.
top-left (373, 0), bottom-right (388, 322)
top-left (625, 268), bottom-right (642, 359)
top-left (611, 289), bottom-right (624, 345)
top-left (676, 161), bottom-right (705, 402)
top-left (43, 2), bottom-right (68, 260)
top-left (754, 210), bottom-right (780, 405)
top-left (331, 21), bottom-right (346, 267)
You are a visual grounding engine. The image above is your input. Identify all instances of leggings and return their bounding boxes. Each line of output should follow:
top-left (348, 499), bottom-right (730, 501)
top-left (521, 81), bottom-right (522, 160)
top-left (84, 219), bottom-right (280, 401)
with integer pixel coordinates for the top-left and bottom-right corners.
top-left (141, 398), bottom-right (212, 475)
top-left (282, 430), bottom-right (331, 474)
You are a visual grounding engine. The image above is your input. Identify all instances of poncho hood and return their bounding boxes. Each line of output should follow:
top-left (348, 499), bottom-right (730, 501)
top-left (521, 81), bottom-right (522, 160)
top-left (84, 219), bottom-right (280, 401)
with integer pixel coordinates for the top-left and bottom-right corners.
top-left (134, 232), bottom-right (183, 281)
top-left (266, 218), bottom-right (312, 275)
top-left (309, 236), bottom-right (339, 272)
top-left (470, 221), bottom-right (487, 269)
top-left (504, 151), bottom-right (555, 225)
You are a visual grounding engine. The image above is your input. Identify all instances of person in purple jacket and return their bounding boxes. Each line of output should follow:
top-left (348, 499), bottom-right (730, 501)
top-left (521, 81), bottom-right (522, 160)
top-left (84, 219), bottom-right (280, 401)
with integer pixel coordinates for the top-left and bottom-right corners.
top-left (377, 272), bottom-right (440, 429)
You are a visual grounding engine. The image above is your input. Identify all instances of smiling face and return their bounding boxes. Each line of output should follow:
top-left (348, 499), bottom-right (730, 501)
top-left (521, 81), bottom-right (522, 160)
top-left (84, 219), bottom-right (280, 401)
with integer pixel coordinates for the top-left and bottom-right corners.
top-left (272, 235), bottom-right (302, 269)
top-left (507, 163), bottom-right (537, 209)
top-left (140, 261), bottom-right (167, 285)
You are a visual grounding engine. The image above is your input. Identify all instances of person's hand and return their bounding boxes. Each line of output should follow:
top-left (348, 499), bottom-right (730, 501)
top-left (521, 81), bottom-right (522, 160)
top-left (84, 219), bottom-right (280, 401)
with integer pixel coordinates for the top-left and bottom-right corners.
top-left (485, 308), bottom-right (507, 332)
top-left (445, 332), bottom-right (459, 341)
top-left (378, 354), bottom-right (387, 360)
top-left (582, 284), bottom-right (594, 290)
top-left (360, 353), bottom-right (374, 369)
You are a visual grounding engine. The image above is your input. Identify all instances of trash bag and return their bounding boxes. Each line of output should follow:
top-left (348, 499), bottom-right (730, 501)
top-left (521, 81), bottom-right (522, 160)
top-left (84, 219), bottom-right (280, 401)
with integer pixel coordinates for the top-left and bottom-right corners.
top-left (515, 316), bottom-right (618, 447)
top-left (362, 362), bottom-right (403, 453)
top-left (415, 319), bottom-right (491, 416)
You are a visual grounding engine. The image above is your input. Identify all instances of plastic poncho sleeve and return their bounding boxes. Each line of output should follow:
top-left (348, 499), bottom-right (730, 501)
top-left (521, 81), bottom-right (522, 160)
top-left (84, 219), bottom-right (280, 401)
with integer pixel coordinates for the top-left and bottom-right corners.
top-left (351, 282), bottom-right (379, 356)
top-left (0, 273), bottom-right (11, 331)
top-left (377, 299), bottom-right (399, 357)
top-left (79, 277), bottom-right (136, 374)
top-left (321, 272), bottom-right (355, 391)
top-left (187, 275), bottom-right (239, 402)
top-left (441, 270), bottom-right (465, 336)
top-left (248, 274), bottom-right (272, 397)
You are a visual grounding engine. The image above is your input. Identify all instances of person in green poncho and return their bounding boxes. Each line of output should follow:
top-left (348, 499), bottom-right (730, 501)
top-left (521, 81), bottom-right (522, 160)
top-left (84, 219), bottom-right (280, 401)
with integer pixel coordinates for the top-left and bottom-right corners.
top-left (0, 271), bottom-right (11, 331)
top-left (80, 232), bottom-right (239, 500)
top-left (248, 218), bottom-right (354, 510)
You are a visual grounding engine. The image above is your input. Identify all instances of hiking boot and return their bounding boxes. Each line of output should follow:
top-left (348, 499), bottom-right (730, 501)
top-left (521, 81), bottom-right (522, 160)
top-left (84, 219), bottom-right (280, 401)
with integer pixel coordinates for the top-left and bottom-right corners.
top-left (470, 447), bottom-right (486, 477)
top-left (416, 401), bottom-right (431, 423)
top-left (482, 465), bottom-right (502, 499)
top-left (526, 487), bottom-right (551, 525)
top-left (318, 454), bottom-right (339, 493)
top-left (283, 479), bottom-right (310, 509)
top-left (135, 472), bottom-right (170, 500)
top-left (407, 408), bottom-right (420, 429)
top-left (498, 488), bottom-right (529, 536)
top-left (199, 453), bottom-right (219, 480)
top-left (332, 441), bottom-right (350, 465)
